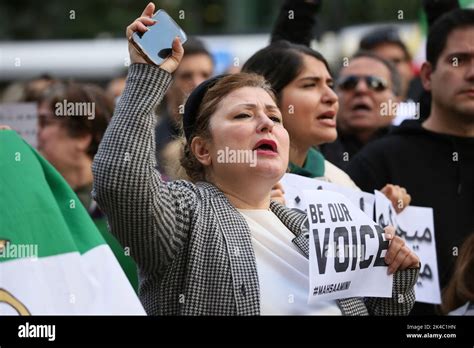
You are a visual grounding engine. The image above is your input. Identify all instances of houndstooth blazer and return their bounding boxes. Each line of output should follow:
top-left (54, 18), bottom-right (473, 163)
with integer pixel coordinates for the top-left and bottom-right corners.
top-left (92, 63), bottom-right (419, 316)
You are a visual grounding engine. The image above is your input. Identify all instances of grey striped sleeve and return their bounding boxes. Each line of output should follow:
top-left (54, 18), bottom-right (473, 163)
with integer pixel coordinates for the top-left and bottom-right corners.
top-left (92, 63), bottom-right (197, 273)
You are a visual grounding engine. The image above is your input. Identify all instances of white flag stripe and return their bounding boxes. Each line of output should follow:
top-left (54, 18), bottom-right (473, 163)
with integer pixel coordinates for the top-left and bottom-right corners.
top-left (0, 245), bottom-right (145, 315)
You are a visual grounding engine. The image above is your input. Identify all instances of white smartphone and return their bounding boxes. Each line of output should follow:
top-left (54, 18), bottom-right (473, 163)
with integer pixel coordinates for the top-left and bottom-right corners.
top-left (130, 9), bottom-right (187, 66)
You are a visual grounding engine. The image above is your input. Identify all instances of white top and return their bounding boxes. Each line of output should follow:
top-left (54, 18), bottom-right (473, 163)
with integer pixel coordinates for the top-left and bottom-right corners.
top-left (323, 160), bottom-right (360, 190)
top-left (238, 209), bottom-right (342, 315)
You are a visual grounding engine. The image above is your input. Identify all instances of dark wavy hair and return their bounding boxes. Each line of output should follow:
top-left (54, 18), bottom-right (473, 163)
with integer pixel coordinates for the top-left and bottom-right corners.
top-left (242, 40), bottom-right (330, 102)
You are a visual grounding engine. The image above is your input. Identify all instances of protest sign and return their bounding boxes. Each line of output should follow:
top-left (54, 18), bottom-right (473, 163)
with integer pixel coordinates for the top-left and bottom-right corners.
top-left (0, 103), bottom-right (38, 148)
top-left (281, 173), bottom-right (375, 217)
top-left (374, 190), bottom-right (440, 304)
top-left (304, 189), bottom-right (393, 303)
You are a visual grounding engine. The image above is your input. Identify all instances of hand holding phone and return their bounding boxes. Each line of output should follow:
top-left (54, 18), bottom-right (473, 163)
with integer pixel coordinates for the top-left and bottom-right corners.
top-left (126, 2), bottom-right (184, 73)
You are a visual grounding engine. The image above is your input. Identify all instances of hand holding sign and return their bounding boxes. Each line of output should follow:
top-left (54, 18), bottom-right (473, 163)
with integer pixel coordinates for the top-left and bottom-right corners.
top-left (375, 190), bottom-right (440, 304)
top-left (381, 184), bottom-right (411, 213)
top-left (270, 182), bottom-right (286, 205)
top-left (384, 226), bottom-right (420, 274)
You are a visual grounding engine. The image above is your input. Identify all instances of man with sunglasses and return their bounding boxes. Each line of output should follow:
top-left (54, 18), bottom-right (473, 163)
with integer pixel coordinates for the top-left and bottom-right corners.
top-left (359, 27), bottom-right (425, 126)
top-left (359, 27), bottom-right (415, 102)
top-left (347, 9), bottom-right (474, 315)
top-left (320, 51), bottom-right (402, 170)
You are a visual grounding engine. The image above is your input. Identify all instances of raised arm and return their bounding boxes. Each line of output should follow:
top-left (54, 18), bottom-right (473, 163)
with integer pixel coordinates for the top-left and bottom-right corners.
top-left (270, 0), bottom-right (322, 46)
top-left (92, 3), bottom-right (196, 273)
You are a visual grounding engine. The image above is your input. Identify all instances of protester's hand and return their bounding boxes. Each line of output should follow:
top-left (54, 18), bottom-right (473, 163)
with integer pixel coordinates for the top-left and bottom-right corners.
top-left (381, 184), bottom-right (411, 213)
top-left (384, 226), bottom-right (420, 274)
top-left (126, 2), bottom-right (184, 73)
top-left (0, 125), bottom-right (11, 130)
top-left (270, 182), bottom-right (286, 206)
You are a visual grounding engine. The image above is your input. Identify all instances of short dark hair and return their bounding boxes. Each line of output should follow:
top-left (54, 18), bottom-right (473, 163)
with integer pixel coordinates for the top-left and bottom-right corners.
top-left (183, 36), bottom-right (213, 61)
top-left (427, 8), bottom-right (474, 69)
top-left (242, 40), bottom-right (330, 101)
top-left (345, 50), bottom-right (402, 96)
top-left (39, 82), bottom-right (113, 159)
top-left (360, 26), bottom-right (411, 61)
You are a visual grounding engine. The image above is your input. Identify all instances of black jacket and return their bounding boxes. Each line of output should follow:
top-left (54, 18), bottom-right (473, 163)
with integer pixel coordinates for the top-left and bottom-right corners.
top-left (347, 120), bottom-right (474, 314)
top-left (320, 126), bottom-right (392, 171)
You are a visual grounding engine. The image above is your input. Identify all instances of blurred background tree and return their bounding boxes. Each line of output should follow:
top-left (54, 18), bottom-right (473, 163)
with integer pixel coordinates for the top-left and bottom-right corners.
top-left (0, 0), bottom-right (421, 40)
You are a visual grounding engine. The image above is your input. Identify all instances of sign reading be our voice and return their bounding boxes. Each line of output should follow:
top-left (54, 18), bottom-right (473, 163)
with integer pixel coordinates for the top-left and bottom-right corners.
top-left (281, 174), bottom-right (439, 304)
top-left (303, 190), bottom-right (393, 303)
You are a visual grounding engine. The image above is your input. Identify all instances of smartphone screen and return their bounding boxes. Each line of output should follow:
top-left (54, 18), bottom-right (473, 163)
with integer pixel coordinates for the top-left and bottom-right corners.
top-left (132, 10), bottom-right (187, 66)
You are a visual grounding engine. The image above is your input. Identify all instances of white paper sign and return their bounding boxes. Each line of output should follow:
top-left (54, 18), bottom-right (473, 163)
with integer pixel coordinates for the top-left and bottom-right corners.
top-left (281, 173), bottom-right (375, 217)
top-left (374, 190), bottom-right (399, 229)
top-left (0, 103), bottom-right (38, 148)
top-left (304, 190), bottom-right (393, 303)
top-left (374, 190), bottom-right (441, 304)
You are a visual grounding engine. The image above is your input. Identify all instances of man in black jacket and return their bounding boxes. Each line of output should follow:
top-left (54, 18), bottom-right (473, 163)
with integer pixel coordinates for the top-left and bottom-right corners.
top-left (347, 9), bottom-right (474, 315)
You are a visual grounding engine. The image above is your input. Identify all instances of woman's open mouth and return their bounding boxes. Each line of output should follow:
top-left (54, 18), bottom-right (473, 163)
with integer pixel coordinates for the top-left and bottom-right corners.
top-left (253, 139), bottom-right (278, 156)
top-left (316, 111), bottom-right (337, 127)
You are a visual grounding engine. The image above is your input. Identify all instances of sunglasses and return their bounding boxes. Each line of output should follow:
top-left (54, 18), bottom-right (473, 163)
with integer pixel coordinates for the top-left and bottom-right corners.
top-left (337, 75), bottom-right (388, 92)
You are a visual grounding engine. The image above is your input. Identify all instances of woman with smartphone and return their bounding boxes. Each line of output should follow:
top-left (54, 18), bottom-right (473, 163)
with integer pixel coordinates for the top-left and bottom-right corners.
top-left (92, 2), bottom-right (420, 315)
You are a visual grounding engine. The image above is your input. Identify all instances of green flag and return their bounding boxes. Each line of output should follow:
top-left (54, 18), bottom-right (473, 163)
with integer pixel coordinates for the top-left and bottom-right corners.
top-left (0, 130), bottom-right (144, 315)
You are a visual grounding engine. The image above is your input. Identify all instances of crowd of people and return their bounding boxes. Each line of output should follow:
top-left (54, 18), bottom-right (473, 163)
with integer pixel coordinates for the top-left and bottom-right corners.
top-left (1, 0), bottom-right (473, 316)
